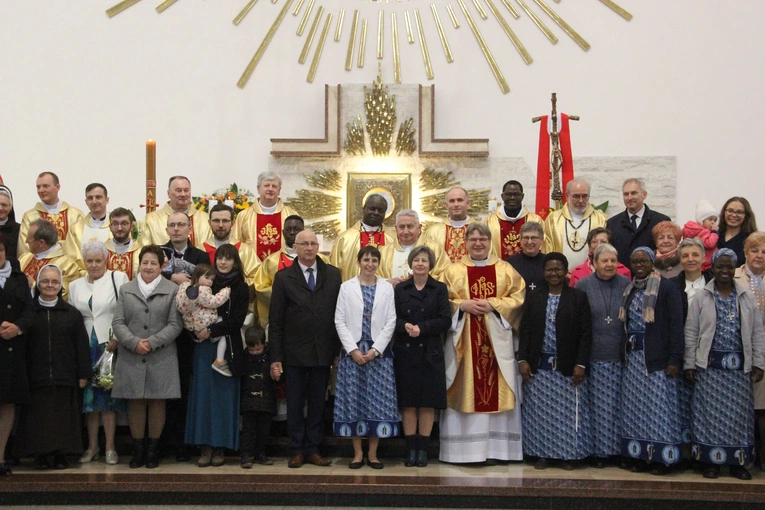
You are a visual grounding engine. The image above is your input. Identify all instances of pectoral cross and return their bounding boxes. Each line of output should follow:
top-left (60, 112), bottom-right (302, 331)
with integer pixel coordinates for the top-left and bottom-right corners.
top-left (529, 282), bottom-right (536, 290)
top-left (727, 312), bottom-right (736, 320)
top-left (605, 316), bottom-right (613, 324)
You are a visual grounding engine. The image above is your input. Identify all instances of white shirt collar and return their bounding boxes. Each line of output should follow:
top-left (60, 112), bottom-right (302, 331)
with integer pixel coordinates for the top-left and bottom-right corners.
top-left (259, 201), bottom-right (277, 214)
top-left (470, 255), bottom-right (490, 267)
top-left (41, 200), bottom-right (62, 214)
top-left (213, 236), bottom-right (231, 248)
top-left (35, 244), bottom-right (59, 260)
top-left (629, 205), bottom-right (646, 222)
top-left (449, 217), bottom-right (468, 228)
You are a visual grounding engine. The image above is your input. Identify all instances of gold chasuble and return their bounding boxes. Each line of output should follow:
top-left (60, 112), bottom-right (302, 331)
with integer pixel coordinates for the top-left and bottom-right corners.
top-left (234, 200), bottom-right (298, 261)
top-left (543, 204), bottom-right (607, 267)
top-left (329, 221), bottom-right (395, 281)
top-left (197, 238), bottom-right (261, 287)
top-left (485, 207), bottom-right (544, 259)
top-left (378, 236), bottom-right (449, 280)
top-left (138, 203), bottom-right (211, 248)
top-left (18, 245), bottom-right (85, 301)
top-left (422, 218), bottom-right (480, 264)
top-left (18, 202), bottom-right (85, 259)
top-left (104, 239), bottom-right (141, 280)
top-left (253, 249), bottom-right (329, 328)
top-left (440, 255), bottom-right (525, 414)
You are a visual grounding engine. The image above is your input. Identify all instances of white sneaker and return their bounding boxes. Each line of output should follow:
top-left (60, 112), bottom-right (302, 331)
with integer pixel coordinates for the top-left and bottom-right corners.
top-left (212, 360), bottom-right (233, 377)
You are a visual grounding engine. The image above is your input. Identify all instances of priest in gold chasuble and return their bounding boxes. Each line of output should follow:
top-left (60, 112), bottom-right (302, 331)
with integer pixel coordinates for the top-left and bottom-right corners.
top-left (233, 172), bottom-right (297, 261)
top-left (18, 172), bottom-right (84, 260)
top-left (422, 187), bottom-right (481, 264)
top-left (543, 179), bottom-right (607, 268)
top-left (378, 210), bottom-right (449, 282)
top-left (485, 181), bottom-right (543, 259)
top-left (104, 207), bottom-right (141, 280)
top-left (439, 222), bottom-right (526, 464)
top-left (198, 203), bottom-right (261, 287)
top-left (329, 194), bottom-right (394, 282)
top-left (138, 176), bottom-right (211, 247)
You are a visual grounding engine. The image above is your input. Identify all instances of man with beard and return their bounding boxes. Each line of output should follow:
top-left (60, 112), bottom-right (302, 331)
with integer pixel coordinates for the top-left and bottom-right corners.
top-left (329, 194), bottom-right (394, 281)
top-left (544, 178), bottom-right (607, 268)
top-left (485, 180), bottom-right (543, 260)
top-left (423, 187), bottom-right (481, 264)
top-left (198, 203), bottom-right (261, 288)
top-left (104, 208), bottom-right (141, 280)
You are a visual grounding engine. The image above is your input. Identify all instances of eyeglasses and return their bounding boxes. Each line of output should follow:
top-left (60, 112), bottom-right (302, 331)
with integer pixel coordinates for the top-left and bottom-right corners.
top-left (569, 194), bottom-right (590, 201)
top-left (521, 235), bottom-right (541, 242)
top-left (110, 221), bottom-right (131, 228)
top-left (466, 237), bottom-right (489, 244)
top-left (725, 208), bottom-right (746, 216)
top-left (294, 242), bottom-right (320, 247)
top-left (167, 222), bottom-right (189, 229)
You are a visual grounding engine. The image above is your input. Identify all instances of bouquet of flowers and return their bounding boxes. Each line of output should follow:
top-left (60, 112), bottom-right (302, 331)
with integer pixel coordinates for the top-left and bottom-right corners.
top-left (92, 348), bottom-right (116, 390)
top-left (192, 183), bottom-right (255, 218)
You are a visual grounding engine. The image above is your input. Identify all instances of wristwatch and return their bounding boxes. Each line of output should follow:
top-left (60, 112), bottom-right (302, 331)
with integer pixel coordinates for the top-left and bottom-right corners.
top-left (372, 348), bottom-right (381, 358)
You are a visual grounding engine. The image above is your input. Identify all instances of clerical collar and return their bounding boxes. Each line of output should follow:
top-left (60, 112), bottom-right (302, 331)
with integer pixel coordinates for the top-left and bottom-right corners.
top-left (213, 236), bottom-right (231, 248)
top-left (259, 201), bottom-right (277, 214)
top-left (42, 200), bottom-right (62, 214)
top-left (90, 215), bottom-right (107, 228)
top-left (285, 246), bottom-right (296, 256)
top-left (449, 217), bottom-right (468, 228)
top-left (361, 222), bottom-right (383, 232)
top-left (35, 244), bottom-right (58, 260)
top-left (470, 255), bottom-right (490, 267)
top-left (501, 205), bottom-right (524, 221)
top-left (113, 239), bottom-right (132, 254)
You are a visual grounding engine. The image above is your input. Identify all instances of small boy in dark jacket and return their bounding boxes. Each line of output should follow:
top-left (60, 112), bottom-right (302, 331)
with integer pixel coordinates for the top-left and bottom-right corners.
top-left (240, 326), bottom-right (276, 468)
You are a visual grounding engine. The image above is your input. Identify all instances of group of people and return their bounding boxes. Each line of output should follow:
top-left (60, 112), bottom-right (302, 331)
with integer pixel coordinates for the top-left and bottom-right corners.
top-left (0, 171), bottom-right (763, 482)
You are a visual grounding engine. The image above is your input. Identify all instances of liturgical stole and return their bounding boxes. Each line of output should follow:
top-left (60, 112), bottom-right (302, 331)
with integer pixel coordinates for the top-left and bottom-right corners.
top-left (107, 252), bottom-right (136, 280)
top-left (467, 265), bottom-right (500, 413)
top-left (23, 258), bottom-right (51, 282)
top-left (256, 213), bottom-right (283, 261)
top-left (39, 211), bottom-right (70, 242)
top-left (444, 225), bottom-right (468, 263)
top-left (498, 217), bottom-right (526, 259)
top-left (360, 230), bottom-right (386, 249)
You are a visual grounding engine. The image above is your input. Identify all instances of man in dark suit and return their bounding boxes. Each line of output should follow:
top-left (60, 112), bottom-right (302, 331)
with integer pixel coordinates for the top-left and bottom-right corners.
top-left (606, 178), bottom-right (670, 269)
top-left (269, 229), bottom-right (341, 468)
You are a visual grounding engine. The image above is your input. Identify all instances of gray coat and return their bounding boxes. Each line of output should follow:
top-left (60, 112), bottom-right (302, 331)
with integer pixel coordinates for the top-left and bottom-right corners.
top-left (111, 277), bottom-right (183, 399)
top-left (684, 280), bottom-right (765, 373)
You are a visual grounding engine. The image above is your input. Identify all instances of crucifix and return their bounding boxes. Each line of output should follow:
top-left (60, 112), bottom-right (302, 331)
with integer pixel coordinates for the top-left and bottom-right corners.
top-left (532, 93), bottom-right (580, 211)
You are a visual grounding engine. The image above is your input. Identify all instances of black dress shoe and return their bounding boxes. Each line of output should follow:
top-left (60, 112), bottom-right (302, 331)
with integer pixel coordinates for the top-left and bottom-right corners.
top-left (631, 460), bottom-right (649, 473)
top-left (404, 449), bottom-right (416, 467)
top-left (534, 458), bottom-right (550, 470)
top-left (649, 463), bottom-right (668, 476)
top-left (367, 459), bottom-right (384, 470)
top-left (559, 460), bottom-right (577, 471)
top-left (618, 458), bottom-right (633, 470)
top-left (34, 455), bottom-right (50, 470)
top-left (255, 454), bottom-right (274, 465)
top-left (348, 459), bottom-right (364, 469)
top-left (0, 462), bottom-right (12, 476)
top-left (702, 465), bottom-right (720, 479)
top-left (53, 454), bottom-right (69, 470)
top-left (730, 466), bottom-right (752, 480)
top-left (592, 458), bottom-right (607, 469)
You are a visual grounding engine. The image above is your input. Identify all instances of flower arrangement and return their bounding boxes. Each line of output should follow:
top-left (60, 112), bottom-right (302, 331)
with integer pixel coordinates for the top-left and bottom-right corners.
top-left (192, 183), bottom-right (255, 217)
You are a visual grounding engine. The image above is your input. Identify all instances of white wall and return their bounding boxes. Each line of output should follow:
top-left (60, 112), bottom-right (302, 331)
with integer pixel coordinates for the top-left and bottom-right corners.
top-left (1, 1), bottom-right (763, 223)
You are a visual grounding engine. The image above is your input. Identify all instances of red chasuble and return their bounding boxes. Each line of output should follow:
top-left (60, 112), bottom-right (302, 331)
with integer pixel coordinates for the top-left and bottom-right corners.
top-left (444, 225), bottom-right (468, 263)
top-left (360, 230), bottom-right (386, 248)
top-left (202, 241), bottom-right (242, 265)
top-left (466, 264), bottom-right (500, 413)
top-left (40, 211), bottom-right (70, 242)
top-left (498, 217), bottom-right (526, 259)
top-left (256, 213), bottom-right (282, 261)
top-left (23, 258), bottom-right (51, 281)
top-left (107, 252), bottom-right (136, 280)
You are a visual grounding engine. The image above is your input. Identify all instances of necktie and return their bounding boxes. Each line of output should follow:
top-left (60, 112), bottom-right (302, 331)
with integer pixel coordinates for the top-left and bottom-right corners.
top-left (306, 267), bottom-right (316, 291)
top-left (630, 214), bottom-right (638, 230)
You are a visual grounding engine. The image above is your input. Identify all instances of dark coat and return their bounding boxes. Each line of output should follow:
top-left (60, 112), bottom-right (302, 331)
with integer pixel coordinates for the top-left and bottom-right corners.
top-left (208, 274), bottom-right (250, 377)
top-left (240, 347), bottom-right (276, 415)
top-left (269, 257), bottom-right (341, 367)
top-left (0, 221), bottom-right (20, 263)
top-left (624, 276), bottom-right (685, 373)
top-left (25, 296), bottom-right (91, 389)
top-left (518, 285), bottom-right (592, 376)
top-left (670, 270), bottom-right (713, 322)
top-left (607, 205), bottom-right (671, 269)
top-left (717, 231), bottom-right (748, 268)
top-left (0, 269), bottom-right (34, 403)
top-left (160, 241), bottom-right (210, 280)
top-left (393, 276), bottom-right (452, 408)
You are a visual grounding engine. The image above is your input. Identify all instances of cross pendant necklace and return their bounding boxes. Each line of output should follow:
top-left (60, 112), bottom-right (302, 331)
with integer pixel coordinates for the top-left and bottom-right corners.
top-left (529, 282), bottom-right (536, 290)
top-left (605, 316), bottom-right (613, 324)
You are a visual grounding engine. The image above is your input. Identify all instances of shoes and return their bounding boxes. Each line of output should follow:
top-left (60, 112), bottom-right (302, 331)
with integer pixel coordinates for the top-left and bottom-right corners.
top-left (404, 449), bottom-right (416, 468)
top-left (79, 448), bottom-right (100, 464)
top-left (288, 453), bottom-right (304, 468)
top-left (241, 454), bottom-right (253, 469)
top-left (618, 458), bottom-right (633, 470)
top-left (559, 460), bottom-right (577, 471)
top-left (649, 463), bottom-right (668, 476)
top-left (176, 445), bottom-right (191, 462)
top-left (305, 453), bottom-right (331, 466)
top-left (53, 454), bottom-right (69, 470)
top-left (145, 438), bottom-right (161, 469)
top-left (34, 455), bottom-right (51, 470)
top-left (211, 448), bottom-right (225, 467)
top-left (198, 445), bottom-right (213, 467)
top-left (0, 462), bottom-right (10, 476)
top-left (254, 454), bottom-right (274, 465)
top-left (534, 458), bottom-right (550, 470)
top-left (129, 438), bottom-right (146, 469)
top-left (367, 458), bottom-right (384, 470)
top-left (415, 450), bottom-right (428, 468)
top-left (631, 460), bottom-right (649, 473)
top-left (702, 465), bottom-right (720, 479)
top-left (592, 458), bottom-right (607, 469)
top-left (105, 450), bottom-right (119, 465)
top-left (348, 459), bottom-right (364, 469)
top-left (730, 466), bottom-right (752, 480)
top-left (212, 360), bottom-right (233, 377)
top-left (484, 458), bottom-right (499, 466)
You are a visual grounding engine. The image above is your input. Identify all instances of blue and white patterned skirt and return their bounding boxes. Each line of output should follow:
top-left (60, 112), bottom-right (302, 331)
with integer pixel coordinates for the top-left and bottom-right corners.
top-left (620, 350), bottom-right (682, 465)
top-left (691, 367), bottom-right (755, 466)
top-left (589, 361), bottom-right (621, 458)
top-left (522, 370), bottom-right (593, 460)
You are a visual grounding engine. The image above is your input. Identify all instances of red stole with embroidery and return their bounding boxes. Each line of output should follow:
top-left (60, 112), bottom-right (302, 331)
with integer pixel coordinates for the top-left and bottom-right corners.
top-left (23, 258), bottom-right (51, 281)
top-left (467, 264), bottom-right (499, 413)
top-left (39, 211), bottom-right (70, 241)
top-left (444, 225), bottom-right (468, 263)
top-left (256, 213), bottom-right (282, 261)
top-left (360, 230), bottom-right (386, 248)
top-left (107, 252), bottom-right (135, 280)
top-left (498, 217), bottom-right (526, 258)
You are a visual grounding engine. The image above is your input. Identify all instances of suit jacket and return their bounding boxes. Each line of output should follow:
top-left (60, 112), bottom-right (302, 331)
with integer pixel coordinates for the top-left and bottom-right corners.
top-left (518, 284), bottom-right (592, 376)
top-left (160, 241), bottom-right (210, 280)
top-left (607, 205), bottom-right (671, 269)
top-left (269, 257), bottom-right (342, 367)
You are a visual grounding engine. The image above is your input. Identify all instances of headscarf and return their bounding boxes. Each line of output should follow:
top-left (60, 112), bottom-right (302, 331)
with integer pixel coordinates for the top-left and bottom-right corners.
top-left (619, 247), bottom-right (661, 323)
top-left (36, 263), bottom-right (62, 306)
top-left (0, 185), bottom-right (15, 223)
top-left (712, 247), bottom-right (738, 266)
